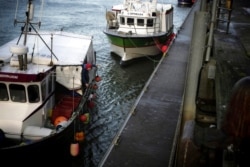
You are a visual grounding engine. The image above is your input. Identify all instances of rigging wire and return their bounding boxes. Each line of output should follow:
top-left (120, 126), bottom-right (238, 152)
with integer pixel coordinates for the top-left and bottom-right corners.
top-left (39, 0), bottom-right (44, 24)
top-left (14, 0), bottom-right (19, 20)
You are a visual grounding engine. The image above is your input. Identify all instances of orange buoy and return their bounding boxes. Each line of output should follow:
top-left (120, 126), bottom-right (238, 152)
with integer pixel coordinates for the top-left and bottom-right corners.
top-left (95, 75), bottom-right (102, 82)
top-left (75, 131), bottom-right (85, 142)
top-left (70, 142), bottom-right (79, 156)
top-left (54, 116), bottom-right (68, 127)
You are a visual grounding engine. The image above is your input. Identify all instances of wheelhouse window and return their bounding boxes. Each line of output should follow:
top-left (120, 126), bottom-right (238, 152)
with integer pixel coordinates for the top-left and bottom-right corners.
top-left (127, 18), bottom-right (134, 25)
top-left (28, 85), bottom-right (40, 103)
top-left (41, 73), bottom-right (54, 101)
top-left (146, 19), bottom-right (154, 27)
top-left (137, 19), bottom-right (144, 26)
top-left (0, 83), bottom-right (8, 101)
top-left (9, 84), bottom-right (26, 102)
top-left (120, 17), bottom-right (125, 25)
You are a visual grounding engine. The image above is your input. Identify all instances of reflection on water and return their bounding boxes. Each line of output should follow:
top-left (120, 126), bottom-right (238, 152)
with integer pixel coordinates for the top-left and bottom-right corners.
top-left (0, 0), bottom-right (191, 166)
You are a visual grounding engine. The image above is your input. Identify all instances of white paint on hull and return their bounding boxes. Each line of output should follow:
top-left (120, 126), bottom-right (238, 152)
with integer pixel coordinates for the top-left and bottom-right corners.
top-left (110, 44), bottom-right (162, 62)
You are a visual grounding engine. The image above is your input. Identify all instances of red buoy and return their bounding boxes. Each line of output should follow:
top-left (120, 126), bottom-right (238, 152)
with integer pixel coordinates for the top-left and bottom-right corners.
top-left (80, 114), bottom-right (87, 122)
top-left (95, 75), bottom-right (102, 82)
top-left (161, 45), bottom-right (168, 53)
top-left (80, 113), bottom-right (90, 124)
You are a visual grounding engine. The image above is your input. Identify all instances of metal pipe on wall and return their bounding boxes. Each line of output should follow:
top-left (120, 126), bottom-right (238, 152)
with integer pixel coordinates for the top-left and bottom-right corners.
top-left (182, 11), bottom-right (208, 122)
top-left (205, 0), bottom-right (218, 61)
top-left (200, 0), bottom-right (208, 11)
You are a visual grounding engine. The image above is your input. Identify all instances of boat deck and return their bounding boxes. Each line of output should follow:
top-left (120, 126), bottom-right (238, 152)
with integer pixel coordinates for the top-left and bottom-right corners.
top-left (99, 0), bottom-right (250, 166)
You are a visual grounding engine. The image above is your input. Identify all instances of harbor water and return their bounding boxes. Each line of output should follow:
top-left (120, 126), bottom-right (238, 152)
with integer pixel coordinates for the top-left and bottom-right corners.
top-left (0, 0), bottom-right (191, 166)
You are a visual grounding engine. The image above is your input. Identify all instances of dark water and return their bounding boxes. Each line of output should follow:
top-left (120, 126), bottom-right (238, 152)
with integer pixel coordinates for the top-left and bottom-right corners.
top-left (0, 0), bottom-right (191, 166)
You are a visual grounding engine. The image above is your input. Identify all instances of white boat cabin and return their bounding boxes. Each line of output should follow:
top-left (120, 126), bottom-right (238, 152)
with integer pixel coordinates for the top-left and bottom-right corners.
top-left (106, 0), bottom-right (173, 35)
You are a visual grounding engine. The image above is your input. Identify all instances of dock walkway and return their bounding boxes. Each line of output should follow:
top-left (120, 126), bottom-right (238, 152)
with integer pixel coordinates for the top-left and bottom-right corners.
top-left (99, 0), bottom-right (250, 166)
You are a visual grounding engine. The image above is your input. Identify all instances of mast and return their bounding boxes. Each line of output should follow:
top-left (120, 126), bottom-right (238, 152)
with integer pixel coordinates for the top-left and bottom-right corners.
top-left (12, 0), bottom-right (58, 70)
top-left (23, 0), bottom-right (34, 70)
top-left (23, 0), bottom-right (34, 46)
top-left (11, 0), bottom-right (35, 70)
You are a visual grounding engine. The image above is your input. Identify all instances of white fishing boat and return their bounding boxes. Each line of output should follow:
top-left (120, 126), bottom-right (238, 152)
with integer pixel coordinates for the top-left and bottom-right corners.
top-left (0, 0), bottom-right (100, 166)
top-left (104, 0), bottom-right (175, 66)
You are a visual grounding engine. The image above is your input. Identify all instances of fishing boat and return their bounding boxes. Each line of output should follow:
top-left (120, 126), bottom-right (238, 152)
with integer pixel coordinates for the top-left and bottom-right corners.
top-left (104, 0), bottom-right (175, 66)
top-left (0, 0), bottom-right (100, 166)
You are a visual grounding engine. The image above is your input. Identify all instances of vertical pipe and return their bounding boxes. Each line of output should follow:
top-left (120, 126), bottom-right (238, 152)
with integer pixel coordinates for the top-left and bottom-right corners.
top-left (216, 0), bottom-right (221, 28)
top-left (226, 0), bottom-right (233, 34)
top-left (200, 0), bottom-right (207, 11)
top-left (205, 0), bottom-right (218, 61)
top-left (182, 11), bottom-right (208, 122)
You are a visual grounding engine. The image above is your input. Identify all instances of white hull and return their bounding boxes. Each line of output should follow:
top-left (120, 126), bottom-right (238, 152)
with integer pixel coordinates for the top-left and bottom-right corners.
top-left (111, 44), bottom-right (162, 62)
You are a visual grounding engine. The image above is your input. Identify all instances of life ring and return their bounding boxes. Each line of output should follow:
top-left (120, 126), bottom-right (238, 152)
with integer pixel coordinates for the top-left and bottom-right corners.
top-left (9, 45), bottom-right (29, 55)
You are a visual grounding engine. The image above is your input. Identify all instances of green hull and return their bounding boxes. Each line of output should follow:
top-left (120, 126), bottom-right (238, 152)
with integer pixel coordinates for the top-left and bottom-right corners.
top-left (103, 29), bottom-right (173, 48)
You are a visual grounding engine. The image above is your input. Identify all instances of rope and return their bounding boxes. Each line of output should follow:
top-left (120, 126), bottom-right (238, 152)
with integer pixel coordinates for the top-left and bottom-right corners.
top-left (126, 36), bottom-right (164, 66)
top-left (145, 55), bottom-right (160, 63)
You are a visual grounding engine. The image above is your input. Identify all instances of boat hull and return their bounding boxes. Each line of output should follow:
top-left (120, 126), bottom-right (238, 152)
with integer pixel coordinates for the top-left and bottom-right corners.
top-left (104, 28), bottom-right (174, 66)
top-left (0, 114), bottom-right (82, 166)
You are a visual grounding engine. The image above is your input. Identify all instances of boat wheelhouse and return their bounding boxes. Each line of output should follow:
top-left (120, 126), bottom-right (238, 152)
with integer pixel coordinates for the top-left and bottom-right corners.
top-left (104, 0), bottom-right (175, 66)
